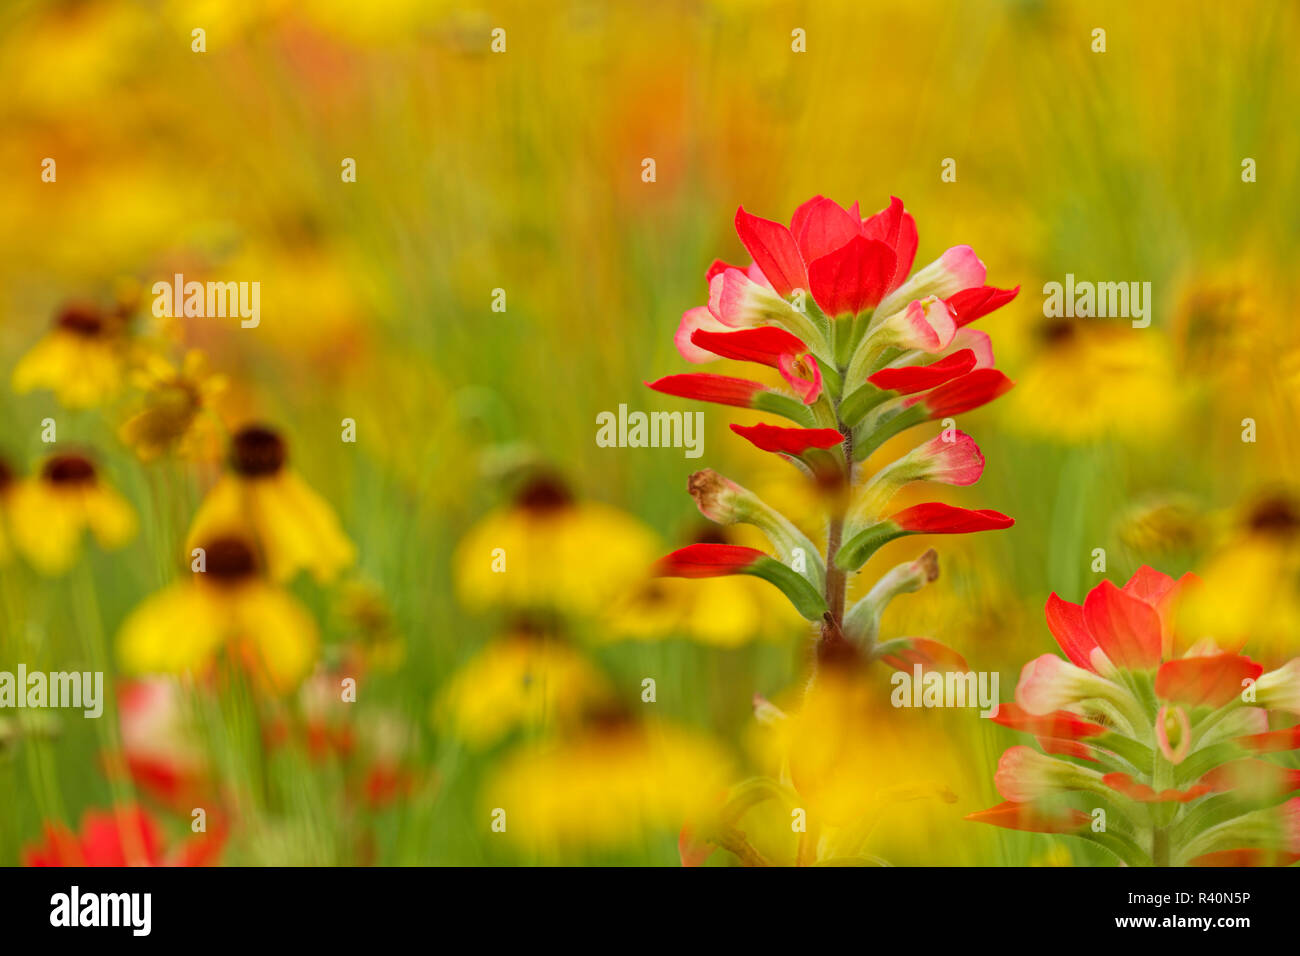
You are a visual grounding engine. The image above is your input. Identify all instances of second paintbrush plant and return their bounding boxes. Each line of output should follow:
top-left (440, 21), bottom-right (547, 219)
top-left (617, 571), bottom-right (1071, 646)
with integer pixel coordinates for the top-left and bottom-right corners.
top-left (648, 195), bottom-right (1018, 665)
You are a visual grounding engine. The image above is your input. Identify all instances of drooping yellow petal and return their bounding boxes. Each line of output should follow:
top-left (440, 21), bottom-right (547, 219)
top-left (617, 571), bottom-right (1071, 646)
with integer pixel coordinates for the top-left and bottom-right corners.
top-left (230, 582), bottom-right (320, 691)
top-left (8, 482), bottom-right (84, 575)
top-left (83, 485), bottom-right (138, 549)
top-left (118, 584), bottom-right (226, 677)
top-left (188, 472), bottom-right (355, 584)
top-left (11, 332), bottom-right (124, 408)
top-left (252, 471), bottom-right (356, 583)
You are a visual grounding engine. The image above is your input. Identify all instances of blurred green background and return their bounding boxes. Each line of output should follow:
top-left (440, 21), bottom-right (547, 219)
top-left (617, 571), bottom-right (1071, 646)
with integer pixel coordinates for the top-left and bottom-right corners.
top-left (1, 0), bottom-right (1297, 865)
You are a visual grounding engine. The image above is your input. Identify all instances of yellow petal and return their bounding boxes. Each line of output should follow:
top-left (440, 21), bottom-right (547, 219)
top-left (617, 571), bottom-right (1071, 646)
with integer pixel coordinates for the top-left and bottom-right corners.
top-left (230, 583), bottom-right (319, 691)
top-left (250, 471), bottom-right (356, 583)
top-left (8, 482), bottom-right (83, 575)
top-left (84, 484), bottom-right (137, 549)
top-left (118, 584), bottom-right (226, 677)
top-left (12, 333), bottom-right (123, 408)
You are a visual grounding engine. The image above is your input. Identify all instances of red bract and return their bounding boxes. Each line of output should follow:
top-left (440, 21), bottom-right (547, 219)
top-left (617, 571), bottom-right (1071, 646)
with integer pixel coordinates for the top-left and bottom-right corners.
top-left (946, 285), bottom-right (1020, 327)
top-left (1083, 580), bottom-right (1164, 671)
top-left (729, 423), bottom-right (843, 456)
top-left (1102, 773), bottom-right (1211, 804)
top-left (1156, 654), bottom-right (1263, 709)
top-left (807, 235), bottom-right (896, 317)
top-left (688, 327), bottom-right (825, 403)
top-left (990, 702), bottom-right (1107, 739)
top-left (646, 373), bottom-right (765, 409)
top-left (691, 326), bottom-right (809, 366)
top-left (878, 636), bottom-right (969, 675)
top-left (891, 502), bottom-right (1014, 534)
top-left (1238, 726), bottom-right (1300, 753)
top-left (734, 207), bottom-right (808, 297)
top-left (868, 349), bottom-right (976, 394)
top-left (654, 543), bottom-right (766, 578)
top-left (909, 368), bottom-right (1015, 418)
top-left (965, 801), bottom-right (1090, 834)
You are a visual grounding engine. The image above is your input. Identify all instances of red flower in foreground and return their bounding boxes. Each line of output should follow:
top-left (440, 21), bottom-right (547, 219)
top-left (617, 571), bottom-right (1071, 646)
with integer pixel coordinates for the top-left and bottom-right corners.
top-left (649, 194), bottom-right (1018, 867)
top-left (971, 567), bottom-right (1300, 867)
top-left (24, 805), bottom-right (225, 867)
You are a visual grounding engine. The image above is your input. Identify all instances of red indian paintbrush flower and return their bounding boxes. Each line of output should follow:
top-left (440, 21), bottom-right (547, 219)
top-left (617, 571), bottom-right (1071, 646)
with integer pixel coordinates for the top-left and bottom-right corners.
top-left (648, 196), bottom-right (1019, 868)
top-left (647, 195), bottom-right (1016, 668)
top-left (970, 566), bottom-right (1300, 866)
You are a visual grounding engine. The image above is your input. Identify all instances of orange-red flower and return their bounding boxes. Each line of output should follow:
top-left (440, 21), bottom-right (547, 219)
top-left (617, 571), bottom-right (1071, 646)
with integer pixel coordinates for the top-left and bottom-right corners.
top-left (971, 566), bottom-right (1300, 866)
top-left (24, 805), bottom-right (224, 867)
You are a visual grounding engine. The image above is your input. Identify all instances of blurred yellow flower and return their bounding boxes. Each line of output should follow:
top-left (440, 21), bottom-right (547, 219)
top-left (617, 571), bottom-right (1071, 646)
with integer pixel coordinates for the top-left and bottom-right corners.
top-left (9, 453), bottom-right (136, 576)
top-left (603, 529), bottom-right (806, 647)
top-left (186, 424), bottom-right (356, 584)
top-left (435, 626), bottom-right (614, 750)
top-left (1115, 494), bottom-right (1204, 559)
top-left (119, 350), bottom-right (228, 462)
top-left (118, 535), bottom-right (319, 692)
top-left (454, 473), bottom-right (660, 619)
top-left (1005, 321), bottom-right (1180, 442)
top-left (335, 578), bottom-right (405, 673)
top-left (1176, 494), bottom-right (1300, 666)
top-left (483, 716), bottom-right (732, 852)
top-left (12, 303), bottom-right (130, 408)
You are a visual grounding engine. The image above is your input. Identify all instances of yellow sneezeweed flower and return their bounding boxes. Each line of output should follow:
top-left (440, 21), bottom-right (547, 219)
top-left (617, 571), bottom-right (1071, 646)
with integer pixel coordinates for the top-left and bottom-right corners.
top-left (9, 453), bottom-right (136, 576)
top-left (119, 350), bottom-right (227, 462)
top-left (453, 473), bottom-right (660, 619)
top-left (1004, 321), bottom-right (1179, 443)
top-left (12, 303), bottom-right (130, 408)
top-left (435, 624), bottom-right (615, 750)
top-left (186, 424), bottom-right (356, 584)
top-left (483, 713), bottom-right (732, 853)
top-left (118, 535), bottom-right (319, 693)
top-left (1176, 494), bottom-right (1300, 666)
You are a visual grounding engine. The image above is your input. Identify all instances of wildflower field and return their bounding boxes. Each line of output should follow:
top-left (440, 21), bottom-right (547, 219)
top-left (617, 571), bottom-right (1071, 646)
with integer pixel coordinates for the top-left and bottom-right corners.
top-left (1, 0), bottom-right (1299, 870)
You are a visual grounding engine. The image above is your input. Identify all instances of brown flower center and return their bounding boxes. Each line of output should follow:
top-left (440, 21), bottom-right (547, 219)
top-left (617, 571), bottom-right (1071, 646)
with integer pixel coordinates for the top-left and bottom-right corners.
top-left (202, 536), bottom-right (259, 582)
top-left (1248, 496), bottom-right (1300, 537)
top-left (515, 473), bottom-right (574, 513)
top-left (1039, 319), bottom-right (1076, 347)
top-left (582, 703), bottom-right (635, 734)
top-left (230, 425), bottom-right (287, 477)
top-left (56, 303), bottom-right (105, 337)
top-left (0, 459), bottom-right (13, 492)
top-left (42, 455), bottom-right (97, 486)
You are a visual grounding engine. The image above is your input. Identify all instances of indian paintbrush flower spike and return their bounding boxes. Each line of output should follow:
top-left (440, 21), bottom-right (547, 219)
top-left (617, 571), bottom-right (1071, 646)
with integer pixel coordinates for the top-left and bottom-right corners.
top-left (970, 566), bottom-right (1300, 866)
top-left (647, 195), bottom-right (1016, 665)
